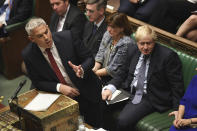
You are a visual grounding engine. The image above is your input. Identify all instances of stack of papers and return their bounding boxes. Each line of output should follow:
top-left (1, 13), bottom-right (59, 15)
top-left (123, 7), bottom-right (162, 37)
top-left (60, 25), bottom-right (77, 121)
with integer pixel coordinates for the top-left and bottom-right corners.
top-left (106, 89), bottom-right (130, 105)
top-left (24, 93), bottom-right (60, 111)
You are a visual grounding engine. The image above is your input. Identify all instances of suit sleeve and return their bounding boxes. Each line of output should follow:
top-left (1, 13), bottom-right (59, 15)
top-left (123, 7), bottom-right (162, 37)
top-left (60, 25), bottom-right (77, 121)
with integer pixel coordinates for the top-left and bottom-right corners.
top-left (6, 0), bottom-right (33, 25)
top-left (165, 52), bottom-right (184, 110)
top-left (72, 38), bottom-right (95, 75)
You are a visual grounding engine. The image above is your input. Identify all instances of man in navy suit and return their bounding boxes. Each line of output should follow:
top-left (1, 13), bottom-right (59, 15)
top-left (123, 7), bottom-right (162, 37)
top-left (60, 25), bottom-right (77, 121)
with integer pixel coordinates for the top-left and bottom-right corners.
top-left (83, 0), bottom-right (107, 57)
top-left (102, 25), bottom-right (184, 130)
top-left (49, 0), bottom-right (86, 39)
top-left (22, 17), bottom-right (103, 128)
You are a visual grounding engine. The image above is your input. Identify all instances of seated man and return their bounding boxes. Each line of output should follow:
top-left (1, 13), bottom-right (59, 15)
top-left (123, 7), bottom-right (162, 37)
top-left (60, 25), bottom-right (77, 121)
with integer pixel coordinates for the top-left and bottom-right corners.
top-left (0, 0), bottom-right (33, 38)
top-left (83, 0), bottom-right (107, 57)
top-left (22, 17), bottom-right (103, 128)
top-left (102, 25), bottom-right (184, 130)
top-left (176, 14), bottom-right (197, 42)
top-left (49, 0), bottom-right (86, 39)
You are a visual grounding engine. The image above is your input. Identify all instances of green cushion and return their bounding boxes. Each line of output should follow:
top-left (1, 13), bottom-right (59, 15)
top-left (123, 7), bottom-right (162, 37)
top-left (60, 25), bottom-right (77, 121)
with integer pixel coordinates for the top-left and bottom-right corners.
top-left (136, 110), bottom-right (173, 131)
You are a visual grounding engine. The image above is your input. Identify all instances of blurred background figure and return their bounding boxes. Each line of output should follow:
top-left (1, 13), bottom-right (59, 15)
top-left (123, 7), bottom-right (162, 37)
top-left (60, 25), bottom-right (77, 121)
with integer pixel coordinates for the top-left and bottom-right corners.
top-left (0, 0), bottom-right (33, 38)
top-left (118, 0), bottom-right (160, 23)
top-left (176, 14), bottom-right (197, 42)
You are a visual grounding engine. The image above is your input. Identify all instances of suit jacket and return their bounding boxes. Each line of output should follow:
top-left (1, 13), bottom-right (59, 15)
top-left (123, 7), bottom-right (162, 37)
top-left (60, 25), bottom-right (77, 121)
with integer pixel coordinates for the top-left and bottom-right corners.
top-left (109, 43), bottom-right (184, 112)
top-left (83, 20), bottom-right (107, 57)
top-left (50, 4), bottom-right (86, 39)
top-left (22, 31), bottom-right (102, 103)
top-left (0, 0), bottom-right (33, 25)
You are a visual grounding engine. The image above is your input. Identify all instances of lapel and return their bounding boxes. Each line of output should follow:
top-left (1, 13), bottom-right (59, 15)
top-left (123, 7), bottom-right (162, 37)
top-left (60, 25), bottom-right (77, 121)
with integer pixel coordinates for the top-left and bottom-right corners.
top-left (62, 4), bottom-right (74, 30)
top-left (130, 50), bottom-right (141, 74)
top-left (32, 43), bottom-right (58, 80)
top-left (53, 14), bottom-right (59, 31)
top-left (147, 44), bottom-right (158, 82)
top-left (88, 20), bottom-right (106, 44)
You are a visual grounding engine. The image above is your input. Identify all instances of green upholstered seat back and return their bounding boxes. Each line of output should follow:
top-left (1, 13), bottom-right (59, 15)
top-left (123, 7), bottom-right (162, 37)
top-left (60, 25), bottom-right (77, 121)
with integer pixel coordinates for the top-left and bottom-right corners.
top-left (160, 43), bottom-right (197, 90)
top-left (136, 43), bottom-right (197, 131)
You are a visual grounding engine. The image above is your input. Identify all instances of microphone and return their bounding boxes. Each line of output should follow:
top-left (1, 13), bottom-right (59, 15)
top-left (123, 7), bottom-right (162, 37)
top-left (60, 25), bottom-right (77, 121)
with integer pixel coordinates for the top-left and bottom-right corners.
top-left (11, 80), bottom-right (27, 100)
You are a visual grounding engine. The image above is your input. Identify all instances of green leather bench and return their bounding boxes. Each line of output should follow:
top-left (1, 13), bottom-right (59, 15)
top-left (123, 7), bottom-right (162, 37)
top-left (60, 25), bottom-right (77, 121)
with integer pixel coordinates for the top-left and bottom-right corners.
top-left (135, 43), bottom-right (197, 131)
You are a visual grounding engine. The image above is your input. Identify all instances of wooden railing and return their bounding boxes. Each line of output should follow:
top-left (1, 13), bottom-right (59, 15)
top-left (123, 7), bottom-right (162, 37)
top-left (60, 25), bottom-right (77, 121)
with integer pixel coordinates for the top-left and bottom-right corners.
top-left (106, 8), bottom-right (197, 57)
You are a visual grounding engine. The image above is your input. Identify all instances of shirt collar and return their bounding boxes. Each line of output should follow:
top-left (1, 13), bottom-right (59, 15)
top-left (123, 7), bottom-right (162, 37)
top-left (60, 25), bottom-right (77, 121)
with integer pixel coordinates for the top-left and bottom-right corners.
top-left (94, 16), bottom-right (105, 28)
top-left (39, 42), bottom-right (55, 53)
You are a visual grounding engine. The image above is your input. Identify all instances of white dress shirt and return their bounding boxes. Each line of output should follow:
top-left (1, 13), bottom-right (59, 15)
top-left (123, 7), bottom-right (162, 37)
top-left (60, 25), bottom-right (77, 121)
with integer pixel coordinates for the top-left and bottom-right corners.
top-left (39, 42), bottom-right (77, 92)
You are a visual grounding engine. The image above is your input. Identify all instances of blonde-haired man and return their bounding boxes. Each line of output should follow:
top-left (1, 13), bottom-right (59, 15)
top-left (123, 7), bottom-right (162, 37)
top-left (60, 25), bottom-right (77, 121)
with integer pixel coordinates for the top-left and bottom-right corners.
top-left (102, 25), bottom-right (184, 130)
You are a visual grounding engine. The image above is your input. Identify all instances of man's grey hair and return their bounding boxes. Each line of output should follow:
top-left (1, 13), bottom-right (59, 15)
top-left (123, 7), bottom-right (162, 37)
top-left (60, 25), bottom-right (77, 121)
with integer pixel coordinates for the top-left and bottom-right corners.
top-left (85, 0), bottom-right (107, 10)
top-left (25, 17), bottom-right (46, 35)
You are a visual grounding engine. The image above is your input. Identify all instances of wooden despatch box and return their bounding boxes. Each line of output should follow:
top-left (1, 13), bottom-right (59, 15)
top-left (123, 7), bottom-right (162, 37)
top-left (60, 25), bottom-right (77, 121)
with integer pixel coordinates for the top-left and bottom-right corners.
top-left (9, 89), bottom-right (79, 131)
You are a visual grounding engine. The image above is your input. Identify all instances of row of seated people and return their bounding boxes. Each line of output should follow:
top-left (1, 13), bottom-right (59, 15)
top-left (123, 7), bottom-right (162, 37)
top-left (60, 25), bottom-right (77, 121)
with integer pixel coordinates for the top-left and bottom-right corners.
top-left (118, 0), bottom-right (197, 42)
top-left (23, 15), bottom-right (197, 130)
top-left (22, 0), bottom-right (197, 130)
top-left (2, 0), bottom-right (196, 130)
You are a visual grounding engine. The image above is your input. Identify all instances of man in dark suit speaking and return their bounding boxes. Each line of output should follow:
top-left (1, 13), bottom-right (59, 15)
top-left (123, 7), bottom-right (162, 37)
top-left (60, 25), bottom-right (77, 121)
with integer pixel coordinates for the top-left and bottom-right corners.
top-left (22, 17), bottom-right (103, 128)
top-left (102, 25), bottom-right (184, 130)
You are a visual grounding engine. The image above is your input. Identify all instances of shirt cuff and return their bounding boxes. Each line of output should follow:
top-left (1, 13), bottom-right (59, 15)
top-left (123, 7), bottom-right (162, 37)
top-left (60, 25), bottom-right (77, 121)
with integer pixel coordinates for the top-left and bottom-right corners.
top-left (80, 67), bottom-right (84, 78)
top-left (102, 84), bottom-right (117, 94)
top-left (56, 83), bottom-right (61, 92)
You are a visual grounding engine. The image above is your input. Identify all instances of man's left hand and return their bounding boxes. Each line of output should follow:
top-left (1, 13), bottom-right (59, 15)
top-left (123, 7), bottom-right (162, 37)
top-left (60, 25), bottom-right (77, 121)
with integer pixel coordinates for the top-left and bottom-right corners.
top-left (68, 61), bottom-right (84, 78)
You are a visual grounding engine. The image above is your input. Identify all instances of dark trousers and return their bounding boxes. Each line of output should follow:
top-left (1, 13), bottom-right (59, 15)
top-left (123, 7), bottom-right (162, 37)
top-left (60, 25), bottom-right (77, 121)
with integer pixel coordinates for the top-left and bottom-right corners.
top-left (75, 95), bottom-right (104, 128)
top-left (118, 0), bottom-right (160, 22)
top-left (116, 96), bottom-right (155, 131)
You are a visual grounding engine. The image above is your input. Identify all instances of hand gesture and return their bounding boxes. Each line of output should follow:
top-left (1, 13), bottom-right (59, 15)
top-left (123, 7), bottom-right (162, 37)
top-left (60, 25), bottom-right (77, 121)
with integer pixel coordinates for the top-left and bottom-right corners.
top-left (68, 61), bottom-right (83, 78)
top-left (102, 89), bottom-right (112, 100)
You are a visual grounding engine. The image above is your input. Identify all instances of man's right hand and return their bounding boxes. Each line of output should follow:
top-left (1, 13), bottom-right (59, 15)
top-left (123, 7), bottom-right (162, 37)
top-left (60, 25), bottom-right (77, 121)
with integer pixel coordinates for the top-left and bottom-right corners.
top-left (59, 84), bottom-right (80, 98)
top-left (102, 89), bottom-right (112, 101)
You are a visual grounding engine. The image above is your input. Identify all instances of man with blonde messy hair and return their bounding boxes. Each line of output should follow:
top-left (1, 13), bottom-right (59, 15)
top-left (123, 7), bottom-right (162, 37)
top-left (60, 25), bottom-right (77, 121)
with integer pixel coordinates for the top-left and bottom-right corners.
top-left (102, 25), bottom-right (184, 130)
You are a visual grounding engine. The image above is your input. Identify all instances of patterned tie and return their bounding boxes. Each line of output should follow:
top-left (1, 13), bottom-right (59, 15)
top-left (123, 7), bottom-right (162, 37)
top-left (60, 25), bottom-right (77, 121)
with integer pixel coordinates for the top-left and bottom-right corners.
top-left (45, 48), bottom-right (67, 84)
top-left (132, 55), bottom-right (147, 104)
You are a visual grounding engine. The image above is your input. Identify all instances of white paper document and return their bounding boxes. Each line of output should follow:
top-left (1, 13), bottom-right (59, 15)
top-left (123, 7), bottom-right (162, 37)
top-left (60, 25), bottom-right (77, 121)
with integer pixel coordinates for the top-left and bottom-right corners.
top-left (110, 90), bottom-right (121, 100)
top-left (24, 93), bottom-right (60, 111)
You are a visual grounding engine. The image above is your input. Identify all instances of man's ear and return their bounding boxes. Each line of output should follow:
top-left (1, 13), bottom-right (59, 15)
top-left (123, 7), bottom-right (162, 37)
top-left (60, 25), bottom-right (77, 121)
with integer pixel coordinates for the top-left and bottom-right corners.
top-left (28, 36), bottom-right (34, 42)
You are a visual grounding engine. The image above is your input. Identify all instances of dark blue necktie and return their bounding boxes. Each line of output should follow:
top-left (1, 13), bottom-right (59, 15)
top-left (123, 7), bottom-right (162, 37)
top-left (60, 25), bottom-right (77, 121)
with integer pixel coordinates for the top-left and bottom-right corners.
top-left (92, 24), bottom-right (97, 35)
